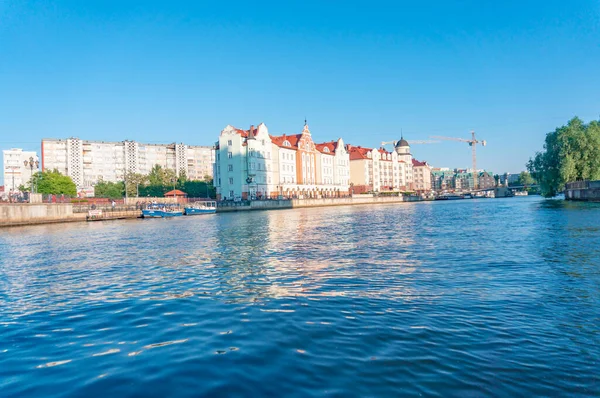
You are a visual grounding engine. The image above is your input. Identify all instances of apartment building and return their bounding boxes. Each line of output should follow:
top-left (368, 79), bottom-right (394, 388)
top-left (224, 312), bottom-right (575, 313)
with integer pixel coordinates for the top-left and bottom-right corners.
top-left (41, 138), bottom-right (214, 192)
top-left (2, 148), bottom-right (39, 192)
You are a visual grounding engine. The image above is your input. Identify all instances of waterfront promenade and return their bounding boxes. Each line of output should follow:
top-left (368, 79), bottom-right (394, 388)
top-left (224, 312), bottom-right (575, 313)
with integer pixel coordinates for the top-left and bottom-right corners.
top-left (0, 195), bottom-right (422, 227)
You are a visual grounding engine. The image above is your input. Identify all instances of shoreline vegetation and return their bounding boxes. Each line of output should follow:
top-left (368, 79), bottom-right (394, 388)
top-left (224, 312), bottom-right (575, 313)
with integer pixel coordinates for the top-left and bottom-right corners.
top-left (528, 117), bottom-right (600, 197)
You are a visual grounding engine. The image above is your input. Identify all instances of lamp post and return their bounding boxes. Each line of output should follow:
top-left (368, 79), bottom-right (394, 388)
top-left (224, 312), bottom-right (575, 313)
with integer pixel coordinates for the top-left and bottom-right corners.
top-left (23, 157), bottom-right (40, 193)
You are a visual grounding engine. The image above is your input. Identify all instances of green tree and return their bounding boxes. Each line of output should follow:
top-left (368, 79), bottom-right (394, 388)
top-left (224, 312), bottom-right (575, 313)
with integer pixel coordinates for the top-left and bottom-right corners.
top-left (125, 172), bottom-right (147, 197)
top-left (528, 117), bottom-right (600, 197)
top-left (181, 180), bottom-right (216, 198)
top-left (517, 171), bottom-right (535, 187)
top-left (31, 169), bottom-right (77, 196)
top-left (147, 165), bottom-right (166, 186)
top-left (94, 180), bottom-right (125, 199)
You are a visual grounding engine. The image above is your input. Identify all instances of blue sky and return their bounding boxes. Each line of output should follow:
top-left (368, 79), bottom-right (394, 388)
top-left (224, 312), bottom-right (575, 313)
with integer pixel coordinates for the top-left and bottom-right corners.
top-left (1, 0), bottom-right (599, 184)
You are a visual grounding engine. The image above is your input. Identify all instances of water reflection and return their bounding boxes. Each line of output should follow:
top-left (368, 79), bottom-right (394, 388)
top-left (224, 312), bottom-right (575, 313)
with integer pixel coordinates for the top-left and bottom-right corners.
top-left (1, 197), bottom-right (599, 396)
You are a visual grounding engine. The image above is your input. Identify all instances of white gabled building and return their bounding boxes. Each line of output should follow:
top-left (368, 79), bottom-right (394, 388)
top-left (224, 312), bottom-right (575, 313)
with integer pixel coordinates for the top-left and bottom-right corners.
top-left (214, 123), bottom-right (351, 200)
top-left (347, 137), bottom-right (415, 193)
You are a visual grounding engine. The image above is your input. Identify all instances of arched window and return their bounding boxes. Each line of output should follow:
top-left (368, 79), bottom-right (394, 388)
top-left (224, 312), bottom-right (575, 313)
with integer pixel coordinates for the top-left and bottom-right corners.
top-left (323, 147), bottom-right (330, 153)
top-left (367, 152), bottom-right (372, 158)
top-left (283, 140), bottom-right (291, 147)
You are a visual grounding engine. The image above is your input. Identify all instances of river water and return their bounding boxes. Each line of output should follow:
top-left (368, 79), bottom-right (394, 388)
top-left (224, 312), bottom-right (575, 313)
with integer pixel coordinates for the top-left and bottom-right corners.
top-left (1, 196), bottom-right (599, 397)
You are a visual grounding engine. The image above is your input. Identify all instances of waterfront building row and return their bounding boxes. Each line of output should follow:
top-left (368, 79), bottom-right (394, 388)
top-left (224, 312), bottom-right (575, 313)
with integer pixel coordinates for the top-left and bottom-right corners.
top-left (431, 168), bottom-right (496, 191)
top-left (214, 123), bottom-right (433, 200)
top-left (41, 138), bottom-right (215, 192)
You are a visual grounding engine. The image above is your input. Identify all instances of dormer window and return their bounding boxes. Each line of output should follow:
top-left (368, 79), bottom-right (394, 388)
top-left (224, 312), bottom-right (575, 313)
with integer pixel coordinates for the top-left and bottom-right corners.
top-left (367, 152), bottom-right (372, 158)
top-left (283, 140), bottom-right (291, 147)
top-left (323, 147), bottom-right (330, 153)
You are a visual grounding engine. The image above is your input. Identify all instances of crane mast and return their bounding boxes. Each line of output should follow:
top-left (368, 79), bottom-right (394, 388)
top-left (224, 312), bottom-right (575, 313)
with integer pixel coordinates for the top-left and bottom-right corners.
top-left (430, 131), bottom-right (487, 190)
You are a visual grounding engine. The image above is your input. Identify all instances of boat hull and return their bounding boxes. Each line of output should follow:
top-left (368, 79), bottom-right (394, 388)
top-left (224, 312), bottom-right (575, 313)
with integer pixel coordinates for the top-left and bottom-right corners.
top-left (184, 207), bottom-right (216, 215)
top-left (142, 209), bottom-right (183, 218)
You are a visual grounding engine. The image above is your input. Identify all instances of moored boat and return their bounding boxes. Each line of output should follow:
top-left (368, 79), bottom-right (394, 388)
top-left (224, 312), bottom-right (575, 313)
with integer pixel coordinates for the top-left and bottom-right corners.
top-left (184, 201), bottom-right (217, 215)
top-left (141, 204), bottom-right (183, 218)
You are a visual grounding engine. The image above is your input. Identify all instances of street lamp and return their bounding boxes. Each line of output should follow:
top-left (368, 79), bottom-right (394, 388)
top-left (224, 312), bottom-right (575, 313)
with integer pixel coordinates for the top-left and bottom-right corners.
top-left (23, 157), bottom-right (39, 193)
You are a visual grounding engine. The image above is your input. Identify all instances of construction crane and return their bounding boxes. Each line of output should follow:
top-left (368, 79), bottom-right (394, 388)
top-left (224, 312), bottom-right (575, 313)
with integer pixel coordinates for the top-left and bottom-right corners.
top-left (430, 131), bottom-right (487, 190)
top-left (380, 140), bottom-right (440, 146)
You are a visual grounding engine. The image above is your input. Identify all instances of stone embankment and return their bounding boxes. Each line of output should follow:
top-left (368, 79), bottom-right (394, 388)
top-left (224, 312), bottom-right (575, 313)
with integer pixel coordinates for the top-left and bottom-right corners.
top-left (216, 195), bottom-right (421, 212)
top-left (0, 204), bottom-right (140, 227)
top-left (565, 180), bottom-right (600, 201)
top-left (0, 196), bottom-right (423, 227)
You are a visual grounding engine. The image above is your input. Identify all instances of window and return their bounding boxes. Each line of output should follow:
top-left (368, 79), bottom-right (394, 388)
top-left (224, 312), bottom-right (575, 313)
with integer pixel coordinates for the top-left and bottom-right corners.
top-left (229, 190), bottom-right (234, 198)
top-left (323, 147), bottom-right (330, 153)
top-left (228, 164), bottom-right (233, 172)
top-left (283, 140), bottom-right (291, 147)
top-left (227, 140), bottom-right (232, 146)
top-left (228, 152), bottom-right (232, 159)
top-left (229, 177), bottom-right (234, 184)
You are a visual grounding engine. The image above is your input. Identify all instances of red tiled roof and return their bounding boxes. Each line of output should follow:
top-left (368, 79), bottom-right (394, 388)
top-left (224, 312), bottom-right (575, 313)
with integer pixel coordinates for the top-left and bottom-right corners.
top-left (315, 141), bottom-right (337, 154)
top-left (164, 189), bottom-right (186, 197)
top-left (348, 146), bottom-right (372, 160)
top-left (270, 134), bottom-right (302, 149)
top-left (412, 159), bottom-right (427, 167)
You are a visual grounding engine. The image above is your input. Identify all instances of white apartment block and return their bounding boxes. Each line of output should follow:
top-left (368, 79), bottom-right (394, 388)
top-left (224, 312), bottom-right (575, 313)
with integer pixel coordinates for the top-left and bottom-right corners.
top-left (214, 122), bottom-right (350, 200)
top-left (2, 149), bottom-right (39, 192)
top-left (41, 138), bottom-right (214, 191)
top-left (348, 138), bottom-right (415, 193)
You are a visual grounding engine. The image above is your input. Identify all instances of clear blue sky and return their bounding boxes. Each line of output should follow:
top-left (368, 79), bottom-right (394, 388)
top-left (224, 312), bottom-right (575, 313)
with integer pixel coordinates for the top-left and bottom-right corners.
top-left (1, 0), bottom-right (599, 184)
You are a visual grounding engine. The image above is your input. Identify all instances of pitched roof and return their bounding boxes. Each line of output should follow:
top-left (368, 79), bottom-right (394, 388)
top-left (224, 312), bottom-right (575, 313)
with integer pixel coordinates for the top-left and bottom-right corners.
top-left (270, 134), bottom-right (302, 149)
top-left (164, 189), bottom-right (186, 196)
top-left (315, 141), bottom-right (338, 154)
top-left (412, 159), bottom-right (428, 167)
top-left (348, 145), bottom-right (372, 160)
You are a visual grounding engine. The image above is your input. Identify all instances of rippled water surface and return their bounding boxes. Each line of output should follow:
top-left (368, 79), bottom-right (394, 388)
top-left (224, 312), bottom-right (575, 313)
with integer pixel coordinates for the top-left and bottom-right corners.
top-left (1, 197), bottom-right (599, 397)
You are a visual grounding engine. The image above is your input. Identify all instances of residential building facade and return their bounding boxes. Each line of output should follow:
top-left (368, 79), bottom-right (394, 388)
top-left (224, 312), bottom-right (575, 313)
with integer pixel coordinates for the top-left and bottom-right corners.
top-left (41, 138), bottom-right (214, 192)
top-left (412, 159), bottom-right (432, 192)
top-left (214, 122), bottom-right (350, 200)
top-left (347, 138), bottom-right (414, 193)
top-left (2, 148), bottom-right (39, 192)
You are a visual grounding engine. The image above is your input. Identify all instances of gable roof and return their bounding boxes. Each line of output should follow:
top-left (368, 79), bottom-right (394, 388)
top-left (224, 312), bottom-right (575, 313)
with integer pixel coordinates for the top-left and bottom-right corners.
top-left (270, 134), bottom-right (302, 149)
top-left (315, 141), bottom-right (338, 154)
top-left (412, 159), bottom-right (428, 167)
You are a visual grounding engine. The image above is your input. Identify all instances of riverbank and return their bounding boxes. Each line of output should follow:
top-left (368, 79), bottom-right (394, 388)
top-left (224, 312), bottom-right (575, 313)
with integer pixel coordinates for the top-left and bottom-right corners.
top-left (565, 180), bottom-right (600, 201)
top-left (0, 196), bottom-right (422, 227)
top-left (0, 204), bottom-right (141, 227)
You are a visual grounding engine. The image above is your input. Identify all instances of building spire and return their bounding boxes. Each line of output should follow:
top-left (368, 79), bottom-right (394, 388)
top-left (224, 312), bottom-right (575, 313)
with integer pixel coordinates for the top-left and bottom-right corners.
top-left (302, 117), bottom-right (310, 134)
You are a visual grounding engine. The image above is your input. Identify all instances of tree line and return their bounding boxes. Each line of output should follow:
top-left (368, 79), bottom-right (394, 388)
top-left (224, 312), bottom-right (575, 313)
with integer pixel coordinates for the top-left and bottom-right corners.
top-left (528, 117), bottom-right (600, 197)
top-left (94, 165), bottom-right (215, 199)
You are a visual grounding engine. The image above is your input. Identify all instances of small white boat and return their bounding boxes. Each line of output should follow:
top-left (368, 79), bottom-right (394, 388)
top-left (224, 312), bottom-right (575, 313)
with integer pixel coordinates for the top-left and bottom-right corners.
top-left (184, 201), bottom-right (217, 215)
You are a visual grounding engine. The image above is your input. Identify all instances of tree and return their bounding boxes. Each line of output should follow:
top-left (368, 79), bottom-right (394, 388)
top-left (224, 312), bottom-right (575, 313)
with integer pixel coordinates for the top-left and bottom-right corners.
top-left (164, 168), bottom-right (177, 190)
top-left (517, 171), bottom-right (535, 187)
top-left (94, 181), bottom-right (125, 199)
top-left (181, 180), bottom-right (216, 198)
top-left (528, 117), bottom-right (600, 197)
top-left (31, 169), bottom-right (77, 196)
top-left (147, 165), bottom-right (166, 186)
top-left (125, 172), bottom-right (147, 197)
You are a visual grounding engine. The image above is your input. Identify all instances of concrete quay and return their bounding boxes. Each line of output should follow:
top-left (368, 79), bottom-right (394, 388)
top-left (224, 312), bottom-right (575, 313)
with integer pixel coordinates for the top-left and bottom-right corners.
top-left (0, 204), bottom-right (141, 227)
top-left (565, 180), bottom-right (600, 201)
top-left (216, 195), bottom-right (421, 212)
top-left (0, 196), bottom-right (422, 227)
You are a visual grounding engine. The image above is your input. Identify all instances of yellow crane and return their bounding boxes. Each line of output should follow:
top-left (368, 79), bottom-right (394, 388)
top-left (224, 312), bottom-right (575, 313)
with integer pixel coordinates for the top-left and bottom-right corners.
top-left (430, 131), bottom-right (487, 190)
